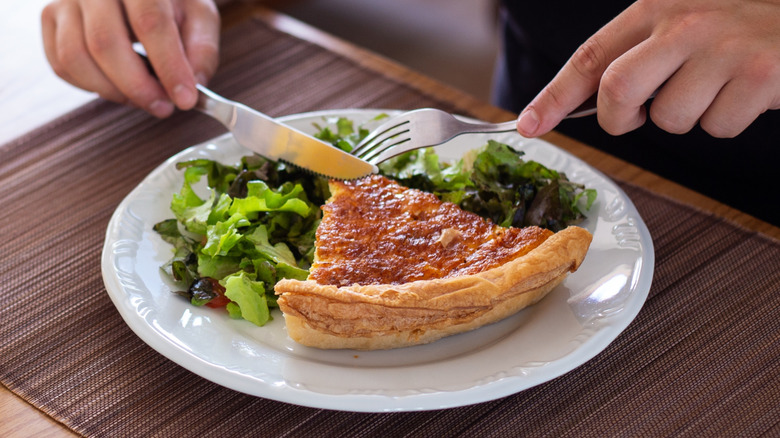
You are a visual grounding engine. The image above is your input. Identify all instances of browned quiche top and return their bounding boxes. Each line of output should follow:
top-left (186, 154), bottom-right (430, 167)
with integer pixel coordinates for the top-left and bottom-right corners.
top-left (309, 175), bottom-right (553, 286)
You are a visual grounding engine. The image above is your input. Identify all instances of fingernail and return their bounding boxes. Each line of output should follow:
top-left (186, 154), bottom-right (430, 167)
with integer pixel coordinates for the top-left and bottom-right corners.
top-left (173, 84), bottom-right (197, 108)
top-left (149, 99), bottom-right (175, 118)
top-left (517, 108), bottom-right (540, 137)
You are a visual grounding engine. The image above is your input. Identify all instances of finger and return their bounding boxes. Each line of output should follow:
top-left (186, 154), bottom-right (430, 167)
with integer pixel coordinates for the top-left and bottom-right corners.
top-left (80, 0), bottom-right (174, 117)
top-left (596, 34), bottom-right (689, 135)
top-left (180, 0), bottom-right (221, 85)
top-left (517, 5), bottom-right (652, 137)
top-left (700, 77), bottom-right (775, 138)
top-left (41, 1), bottom-right (71, 82)
top-left (42, 0), bottom-right (126, 103)
top-left (125, 0), bottom-right (198, 109)
top-left (646, 57), bottom-right (725, 135)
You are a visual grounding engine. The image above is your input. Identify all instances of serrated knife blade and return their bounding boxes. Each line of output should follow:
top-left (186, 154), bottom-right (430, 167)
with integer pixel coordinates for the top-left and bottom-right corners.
top-left (195, 85), bottom-right (377, 180)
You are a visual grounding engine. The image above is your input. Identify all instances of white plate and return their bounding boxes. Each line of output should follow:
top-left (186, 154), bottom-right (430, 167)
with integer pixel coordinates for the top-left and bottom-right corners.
top-left (102, 109), bottom-right (653, 412)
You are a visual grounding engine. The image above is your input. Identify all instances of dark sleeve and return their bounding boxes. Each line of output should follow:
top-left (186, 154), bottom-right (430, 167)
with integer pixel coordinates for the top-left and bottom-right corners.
top-left (492, 0), bottom-right (630, 112)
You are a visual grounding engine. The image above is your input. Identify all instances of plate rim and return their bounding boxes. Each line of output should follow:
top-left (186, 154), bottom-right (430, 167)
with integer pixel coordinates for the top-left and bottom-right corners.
top-left (101, 108), bottom-right (654, 412)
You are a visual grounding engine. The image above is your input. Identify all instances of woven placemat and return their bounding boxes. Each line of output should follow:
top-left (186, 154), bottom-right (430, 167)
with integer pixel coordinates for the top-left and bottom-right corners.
top-left (2, 18), bottom-right (779, 437)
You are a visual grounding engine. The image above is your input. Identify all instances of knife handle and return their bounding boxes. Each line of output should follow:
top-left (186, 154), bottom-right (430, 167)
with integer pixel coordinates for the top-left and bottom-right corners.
top-left (192, 85), bottom-right (238, 130)
top-left (132, 43), bottom-right (235, 128)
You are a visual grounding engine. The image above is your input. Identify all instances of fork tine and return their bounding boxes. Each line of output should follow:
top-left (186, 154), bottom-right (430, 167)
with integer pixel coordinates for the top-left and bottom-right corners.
top-left (352, 122), bottom-right (410, 158)
top-left (359, 134), bottom-right (412, 163)
top-left (352, 120), bottom-right (409, 155)
top-left (350, 107), bottom-right (526, 166)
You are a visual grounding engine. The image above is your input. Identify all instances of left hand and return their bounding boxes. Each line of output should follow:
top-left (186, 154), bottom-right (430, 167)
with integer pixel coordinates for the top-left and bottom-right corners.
top-left (515, 0), bottom-right (780, 139)
top-left (41, 0), bottom-right (221, 118)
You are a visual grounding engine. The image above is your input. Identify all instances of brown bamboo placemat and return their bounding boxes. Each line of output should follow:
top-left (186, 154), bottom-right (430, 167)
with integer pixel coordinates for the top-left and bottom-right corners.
top-left (2, 18), bottom-right (779, 437)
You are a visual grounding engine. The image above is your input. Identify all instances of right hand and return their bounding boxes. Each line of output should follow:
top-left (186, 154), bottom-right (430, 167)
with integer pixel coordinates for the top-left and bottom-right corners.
top-left (515, 0), bottom-right (780, 139)
top-left (41, 0), bottom-right (221, 118)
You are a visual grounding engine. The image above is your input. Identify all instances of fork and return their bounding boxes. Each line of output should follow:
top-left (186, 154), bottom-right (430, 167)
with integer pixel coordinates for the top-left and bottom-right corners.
top-left (351, 95), bottom-right (598, 165)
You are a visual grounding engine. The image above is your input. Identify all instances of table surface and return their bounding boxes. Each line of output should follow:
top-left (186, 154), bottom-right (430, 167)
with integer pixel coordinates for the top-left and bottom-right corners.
top-left (2, 3), bottom-right (779, 437)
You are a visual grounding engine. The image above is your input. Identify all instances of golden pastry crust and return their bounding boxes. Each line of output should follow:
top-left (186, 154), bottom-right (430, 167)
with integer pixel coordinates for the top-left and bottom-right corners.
top-left (275, 176), bottom-right (592, 350)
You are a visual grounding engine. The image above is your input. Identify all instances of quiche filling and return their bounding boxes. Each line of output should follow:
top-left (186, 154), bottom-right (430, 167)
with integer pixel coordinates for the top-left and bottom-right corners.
top-left (310, 175), bottom-right (553, 286)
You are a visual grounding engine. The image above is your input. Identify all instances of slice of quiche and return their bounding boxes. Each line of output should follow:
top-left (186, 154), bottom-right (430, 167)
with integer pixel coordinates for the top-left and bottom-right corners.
top-left (274, 175), bottom-right (592, 350)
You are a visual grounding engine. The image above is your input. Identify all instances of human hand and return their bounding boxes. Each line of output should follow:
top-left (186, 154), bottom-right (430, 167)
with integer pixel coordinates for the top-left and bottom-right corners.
top-left (515, 0), bottom-right (780, 139)
top-left (42, 0), bottom-right (221, 118)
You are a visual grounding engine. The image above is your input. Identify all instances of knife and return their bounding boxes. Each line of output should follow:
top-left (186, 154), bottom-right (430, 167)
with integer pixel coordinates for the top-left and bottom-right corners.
top-left (194, 86), bottom-right (377, 179)
top-left (135, 46), bottom-right (377, 179)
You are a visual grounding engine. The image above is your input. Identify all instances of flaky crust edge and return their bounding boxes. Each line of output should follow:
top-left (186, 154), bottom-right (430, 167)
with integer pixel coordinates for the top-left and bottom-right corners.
top-left (274, 226), bottom-right (592, 350)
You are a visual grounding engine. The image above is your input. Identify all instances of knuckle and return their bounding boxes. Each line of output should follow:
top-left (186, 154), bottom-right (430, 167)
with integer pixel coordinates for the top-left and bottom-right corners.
top-left (657, 5), bottom-right (720, 41)
top-left (598, 118), bottom-right (629, 136)
top-left (597, 112), bottom-right (624, 135)
top-left (570, 39), bottom-right (609, 79)
top-left (55, 41), bottom-right (84, 69)
top-left (598, 108), bottom-right (647, 136)
top-left (671, 11), bottom-right (707, 35)
top-left (49, 59), bottom-right (69, 80)
top-left (599, 68), bottom-right (633, 107)
top-left (41, 0), bottom-right (69, 17)
top-left (649, 106), bottom-right (695, 135)
top-left (699, 117), bottom-right (740, 139)
top-left (536, 81), bottom-right (575, 121)
top-left (85, 25), bottom-right (121, 55)
top-left (41, 2), bottom-right (57, 22)
top-left (741, 52), bottom-right (780, 87)
top-left (598, 122), bottom-right (623, 136)
top-left (132, 4), bottom-right (171, 35)
top-left (544, 82), bottom-right (569, 110)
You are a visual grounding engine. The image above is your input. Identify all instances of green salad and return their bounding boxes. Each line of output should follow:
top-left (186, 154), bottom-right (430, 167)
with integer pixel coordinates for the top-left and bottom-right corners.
top-left (154, 116), bottom-right (596, 326)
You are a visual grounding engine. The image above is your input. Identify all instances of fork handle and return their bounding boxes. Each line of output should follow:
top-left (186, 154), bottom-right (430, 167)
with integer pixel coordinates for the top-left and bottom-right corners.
top-left (565, 93), bottom-right (599, 118)
top-left (467, 94), bottom-right (599, 133)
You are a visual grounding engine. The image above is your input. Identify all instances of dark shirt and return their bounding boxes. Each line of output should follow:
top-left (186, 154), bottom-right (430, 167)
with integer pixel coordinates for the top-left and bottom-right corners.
top-left (494, 1), bottom-right (780, 226)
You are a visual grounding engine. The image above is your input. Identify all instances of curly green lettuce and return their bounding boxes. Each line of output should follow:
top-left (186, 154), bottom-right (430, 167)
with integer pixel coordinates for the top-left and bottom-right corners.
top-left (154, 155), bottom-right (320, 326)
top-left (378, 140), bottom-right (596, 231)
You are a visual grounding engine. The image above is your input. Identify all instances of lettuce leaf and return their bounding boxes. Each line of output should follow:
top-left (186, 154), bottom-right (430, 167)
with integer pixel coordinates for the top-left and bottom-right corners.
top-left (155, 154), bottom-right (323, 326)
top-left (222, 272), bottom-right (270, 326)
top-left (378, 139), bottom-right (596, 231)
